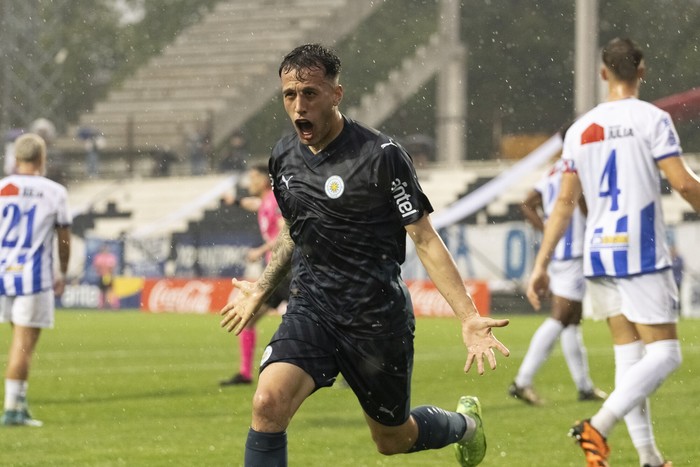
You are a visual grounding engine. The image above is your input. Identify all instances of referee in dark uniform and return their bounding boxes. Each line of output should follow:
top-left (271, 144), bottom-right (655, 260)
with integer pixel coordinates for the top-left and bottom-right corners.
top-left (221, 43), bottom-right (510, 467)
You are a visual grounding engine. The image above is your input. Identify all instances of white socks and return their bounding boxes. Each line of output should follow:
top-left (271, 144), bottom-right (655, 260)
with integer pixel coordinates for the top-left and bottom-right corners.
top-left (515, 318), bottom-right (563, 388)
top-left (591, 339), bottom-right (681, 466)
top-left (602, 339), bottom-right (681, 422)
top-left (561, 324), bottom-right (594, 392)
top-left (4, 379), bottom-right (28, 411)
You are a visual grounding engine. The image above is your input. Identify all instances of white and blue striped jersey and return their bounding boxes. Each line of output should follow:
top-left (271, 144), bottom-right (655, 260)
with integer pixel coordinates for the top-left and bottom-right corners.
top-left (534, 159), bottom-right (585, 261)
top-left (562, 98), bottom-right (681, 278)
top-left (0, 175), bottom-right (71, 295)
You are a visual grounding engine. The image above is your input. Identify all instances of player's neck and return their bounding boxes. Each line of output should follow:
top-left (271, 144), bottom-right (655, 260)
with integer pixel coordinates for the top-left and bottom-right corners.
top-left (308, 112), bottom-right (344, 154)
top-left (606, 81), bottom-right (639, 102)
top-left (15, 162), bottom-right (41, 175)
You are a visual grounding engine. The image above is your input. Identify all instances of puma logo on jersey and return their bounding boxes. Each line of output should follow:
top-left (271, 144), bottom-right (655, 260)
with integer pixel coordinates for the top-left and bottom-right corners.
top-left (281, 175), bottom-right (294, 189)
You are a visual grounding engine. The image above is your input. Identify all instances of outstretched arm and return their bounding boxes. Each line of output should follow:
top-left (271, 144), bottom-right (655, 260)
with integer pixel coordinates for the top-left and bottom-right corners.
top-left (405, 215), bottom-right (509, 375)
top-left (521, 189), bottom-right (545, 231)
top-left (220, 221), bottom-right (294, 334)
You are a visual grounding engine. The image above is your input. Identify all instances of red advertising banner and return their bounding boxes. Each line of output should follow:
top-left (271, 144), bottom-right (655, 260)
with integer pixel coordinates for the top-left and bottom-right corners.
top-left (140, 278), bottom-right (239, 314)
top-left (405, 279), bottom-right (490, 317)
top-left (140, 278), bottom-right (490, 316)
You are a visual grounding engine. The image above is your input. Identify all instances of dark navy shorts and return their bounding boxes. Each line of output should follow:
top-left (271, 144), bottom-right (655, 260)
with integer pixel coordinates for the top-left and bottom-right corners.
top-left (260, 306), bottom-right (415, 426)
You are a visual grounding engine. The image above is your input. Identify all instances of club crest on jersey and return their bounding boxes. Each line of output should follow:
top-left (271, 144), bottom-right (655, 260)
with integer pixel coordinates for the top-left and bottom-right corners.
top-left (324, 175), bottom-right (345, 199)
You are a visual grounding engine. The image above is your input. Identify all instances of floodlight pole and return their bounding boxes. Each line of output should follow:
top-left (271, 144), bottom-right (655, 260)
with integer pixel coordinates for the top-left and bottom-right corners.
top-left (436, 0), bottom-right (467, 162)
top-left (574, 0), bottom-right (599, 115)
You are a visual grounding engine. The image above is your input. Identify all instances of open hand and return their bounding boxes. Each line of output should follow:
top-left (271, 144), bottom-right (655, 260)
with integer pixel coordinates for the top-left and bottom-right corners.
top-left (462, 315), bottom-right (510, 375)
top-left (526, 266), bottom-right (550, 311)
top-left (220, 279), bottom-right (264, 335)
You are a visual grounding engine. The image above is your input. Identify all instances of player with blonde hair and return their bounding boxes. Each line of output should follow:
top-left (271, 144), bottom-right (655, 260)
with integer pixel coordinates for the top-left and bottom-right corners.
top-left (0, 133), bottom-right (71, 426)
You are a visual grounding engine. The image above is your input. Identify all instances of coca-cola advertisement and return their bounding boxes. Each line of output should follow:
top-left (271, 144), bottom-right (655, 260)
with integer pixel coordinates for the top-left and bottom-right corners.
top-left (141, 278), bottom-right (239, 314)
top-left (139, 278), bottom-right (489, 316)
top-left (405, 279), bottom-right (490, 317)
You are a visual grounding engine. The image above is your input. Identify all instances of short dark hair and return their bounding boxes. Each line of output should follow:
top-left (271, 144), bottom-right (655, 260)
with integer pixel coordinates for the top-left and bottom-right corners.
top-left (278, 43), bottom-right (342, 81)
top-left (602, 38), bottom-right (644, 82)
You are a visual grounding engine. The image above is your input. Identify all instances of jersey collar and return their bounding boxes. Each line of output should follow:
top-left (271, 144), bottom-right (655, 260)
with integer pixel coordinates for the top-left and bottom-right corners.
top-left (299, 115), bottom-right (350, 169)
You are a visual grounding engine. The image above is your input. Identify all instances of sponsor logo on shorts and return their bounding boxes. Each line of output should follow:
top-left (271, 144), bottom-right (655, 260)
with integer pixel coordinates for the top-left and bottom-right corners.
top-left (260, 345), bottom-right (273, 366)
top-left (378, 405), bottom-right (399, 419)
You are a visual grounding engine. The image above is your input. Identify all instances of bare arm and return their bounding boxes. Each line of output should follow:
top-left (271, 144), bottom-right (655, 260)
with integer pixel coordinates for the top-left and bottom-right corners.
top-left (220, 221), bottom-right (293, 334)
top-left (526, 172), bottom-right (581, 309)
top-left (521, 189), bottom-right (545, 231)
top-left (55, 226), bottom-right (71, 296)
top-left (658, 156), bottom-right (700, 212)
top-left (255, 221), bottom-right (293, 294)
top-left (247, 217), bottom-right (286, 262)
top-left (239, 196), bottom-right (263, 213)
top-left (406, 214), bottom-right (509, 374)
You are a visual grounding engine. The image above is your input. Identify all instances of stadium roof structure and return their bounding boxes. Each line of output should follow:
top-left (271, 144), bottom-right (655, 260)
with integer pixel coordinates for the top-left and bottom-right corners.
top-left (654, 87), bottom-right (700, 123)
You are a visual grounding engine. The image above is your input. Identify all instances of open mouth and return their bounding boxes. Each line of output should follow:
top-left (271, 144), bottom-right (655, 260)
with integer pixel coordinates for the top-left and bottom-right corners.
top-left (295, 119), bottom-right (313, 140)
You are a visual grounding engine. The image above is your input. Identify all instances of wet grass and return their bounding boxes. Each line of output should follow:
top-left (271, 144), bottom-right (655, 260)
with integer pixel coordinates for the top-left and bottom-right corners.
top-left (0, 310), bottom-right (698, 466)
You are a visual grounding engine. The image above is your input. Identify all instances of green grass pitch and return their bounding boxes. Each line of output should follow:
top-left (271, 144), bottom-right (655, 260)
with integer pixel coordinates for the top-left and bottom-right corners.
top-left (0, 310), bottom-right (698, 466)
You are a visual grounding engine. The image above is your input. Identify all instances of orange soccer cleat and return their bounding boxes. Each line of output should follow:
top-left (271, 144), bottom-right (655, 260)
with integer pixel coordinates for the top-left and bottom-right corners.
top-left (569, 419), bottom-right (610, 467)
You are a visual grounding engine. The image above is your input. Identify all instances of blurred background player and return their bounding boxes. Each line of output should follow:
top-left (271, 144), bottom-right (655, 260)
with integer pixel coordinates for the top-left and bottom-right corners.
top-left (92, 244), bottom-right (118, 309)
top-left (510, 158), bottom-right (606, 405)
top-left (527, 37), bottom-right (700, 467)
top-left (0, 133), bottom-right (71, 426)
top-left (220, 163), bottom-right (290, 386)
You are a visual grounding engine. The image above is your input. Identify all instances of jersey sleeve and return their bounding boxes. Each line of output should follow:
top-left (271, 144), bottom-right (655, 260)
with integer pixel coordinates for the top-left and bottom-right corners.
top-left (380, 141), bottom-right (433, 226)
top-left (533, 167), bottom-right (550, 194)
top-left (56, 186), bottom-right (72, 227)
top-left (651, 111), bottom-right (682, 161)
top-left (561, 131), bottom-right (578, 174)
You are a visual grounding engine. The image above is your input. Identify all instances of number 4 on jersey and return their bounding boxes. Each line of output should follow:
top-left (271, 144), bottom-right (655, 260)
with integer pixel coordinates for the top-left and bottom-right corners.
top-left (599, 149), bottom-right (621, 211)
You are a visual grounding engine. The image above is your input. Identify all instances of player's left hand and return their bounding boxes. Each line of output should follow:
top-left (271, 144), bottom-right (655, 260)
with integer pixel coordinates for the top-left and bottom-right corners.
top-left (461, 315), bottom-right (510, 375)
top-left (220, 279), bottom-right (264, 335)
top-left (53, 275), bottom-right (66, 297)
top-left (526, 265), bottom-right (550, 311)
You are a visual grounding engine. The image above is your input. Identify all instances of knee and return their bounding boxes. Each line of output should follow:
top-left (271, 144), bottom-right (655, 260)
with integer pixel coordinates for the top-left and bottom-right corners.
top-left (371, 432), bottom-right (409, 456)
top-left (666, 342), bottom-right (683, 371)
top-left (251, 389), bottom-right (288, 428)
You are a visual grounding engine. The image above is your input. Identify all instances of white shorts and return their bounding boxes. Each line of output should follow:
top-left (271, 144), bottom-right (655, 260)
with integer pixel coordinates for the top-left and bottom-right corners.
top-left (586, 269), bottom-right (679, 324)
top-left (547, 258), bottom-right (585, 302)
top-left (0, 290), bottom-right (55, 328)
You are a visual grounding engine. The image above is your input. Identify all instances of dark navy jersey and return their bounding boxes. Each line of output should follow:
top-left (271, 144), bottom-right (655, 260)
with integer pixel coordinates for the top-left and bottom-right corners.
top-left (269, 116), bottom-right (433, 336)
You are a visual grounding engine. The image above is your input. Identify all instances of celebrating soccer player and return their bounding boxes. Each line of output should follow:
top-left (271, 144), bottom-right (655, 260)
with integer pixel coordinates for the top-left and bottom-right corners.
top-left (221, 43), bottom-right (510, 466)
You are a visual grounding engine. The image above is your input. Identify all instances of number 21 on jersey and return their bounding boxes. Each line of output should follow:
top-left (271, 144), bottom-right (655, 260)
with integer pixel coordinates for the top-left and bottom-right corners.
top-left (1, 203), bottom-right (36, 249)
